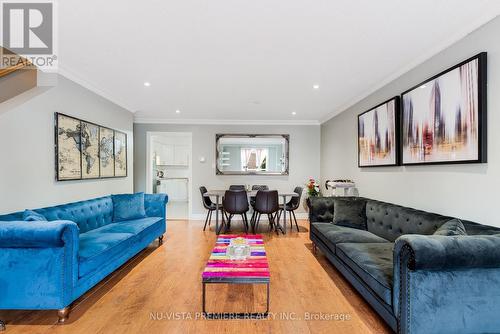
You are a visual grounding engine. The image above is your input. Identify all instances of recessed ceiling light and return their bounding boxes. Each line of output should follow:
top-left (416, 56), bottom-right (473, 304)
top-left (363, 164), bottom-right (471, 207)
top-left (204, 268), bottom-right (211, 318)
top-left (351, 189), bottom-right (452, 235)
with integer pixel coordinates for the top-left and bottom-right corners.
top-left (313, 84), bottom-right (320, 90)
top-left (291, 111), bottom-right (297, 115)
top-left (144, 82), bottom-right (151, 87)
top-left (175, 109), bottom-right (181, 114)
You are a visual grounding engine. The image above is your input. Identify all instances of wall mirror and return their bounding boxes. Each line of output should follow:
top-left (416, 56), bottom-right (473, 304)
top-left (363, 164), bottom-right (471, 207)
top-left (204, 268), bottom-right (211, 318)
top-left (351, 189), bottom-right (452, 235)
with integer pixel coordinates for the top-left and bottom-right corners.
top-left (216, 134), bottom-right (289, 175)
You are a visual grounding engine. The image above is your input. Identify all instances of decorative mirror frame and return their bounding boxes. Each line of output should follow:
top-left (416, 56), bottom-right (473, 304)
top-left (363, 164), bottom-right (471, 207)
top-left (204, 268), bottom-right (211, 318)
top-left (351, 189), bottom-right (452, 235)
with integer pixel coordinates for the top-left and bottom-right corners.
top-left (215, 134), bottom-right (290, 175)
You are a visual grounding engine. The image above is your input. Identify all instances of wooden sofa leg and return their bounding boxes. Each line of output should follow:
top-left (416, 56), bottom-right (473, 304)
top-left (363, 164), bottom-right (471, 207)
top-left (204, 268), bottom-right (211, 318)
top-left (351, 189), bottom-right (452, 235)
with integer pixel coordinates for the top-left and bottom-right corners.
top-left (312, 243), bottom-right (317, 255)
top-left (57, 307), bottom-right (70, 324)
top-left (0, 319), bottom-right (6, 331)
top-left (158, 235), bottom-right (164, 245)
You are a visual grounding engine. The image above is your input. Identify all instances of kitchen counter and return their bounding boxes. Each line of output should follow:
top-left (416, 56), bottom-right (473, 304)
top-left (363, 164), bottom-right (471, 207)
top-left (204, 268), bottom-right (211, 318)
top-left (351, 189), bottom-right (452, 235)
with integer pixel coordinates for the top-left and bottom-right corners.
top-left (157, 177), bottom-right (189, 181)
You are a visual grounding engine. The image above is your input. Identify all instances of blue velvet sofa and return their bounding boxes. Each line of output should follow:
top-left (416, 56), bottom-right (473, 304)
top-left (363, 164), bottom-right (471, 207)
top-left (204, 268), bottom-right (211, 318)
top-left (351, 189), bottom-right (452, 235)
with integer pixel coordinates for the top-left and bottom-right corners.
top-left (308, 196), bottom-right (500, 334)
top-left (0, 193), bottom-right (168, 324)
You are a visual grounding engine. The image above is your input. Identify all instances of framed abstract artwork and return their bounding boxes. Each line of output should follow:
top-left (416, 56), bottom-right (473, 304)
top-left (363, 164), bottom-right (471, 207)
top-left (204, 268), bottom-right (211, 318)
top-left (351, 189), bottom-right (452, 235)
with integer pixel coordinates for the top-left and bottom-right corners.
top-left (56, 114), bottom-right (82, 180)
top-left (401, 53), bottom-right (487, 165)
top-left (114, 131), bottom-right (127, 177)
top-left (99, 127), bottom-right (115, 178)
top-left (358, 97), bottom-right (399, 167)
top-left (55, 113), bottom-right (128, 181)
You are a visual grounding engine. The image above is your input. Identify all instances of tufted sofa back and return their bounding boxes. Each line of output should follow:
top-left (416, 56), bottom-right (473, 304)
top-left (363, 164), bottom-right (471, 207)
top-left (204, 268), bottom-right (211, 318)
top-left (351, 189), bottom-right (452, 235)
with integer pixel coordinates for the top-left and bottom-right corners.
top-left (308, 196), bottom-right (339, 222)
top-left (365, 200), bottom-right (452, 241)
top-left (33, 196), bottom-right (114, 233)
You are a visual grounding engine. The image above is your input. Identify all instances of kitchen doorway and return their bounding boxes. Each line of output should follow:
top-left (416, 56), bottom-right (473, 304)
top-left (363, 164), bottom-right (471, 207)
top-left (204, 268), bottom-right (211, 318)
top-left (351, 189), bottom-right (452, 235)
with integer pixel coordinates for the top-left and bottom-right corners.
top-left (146, 132), bottom-right (192, 220)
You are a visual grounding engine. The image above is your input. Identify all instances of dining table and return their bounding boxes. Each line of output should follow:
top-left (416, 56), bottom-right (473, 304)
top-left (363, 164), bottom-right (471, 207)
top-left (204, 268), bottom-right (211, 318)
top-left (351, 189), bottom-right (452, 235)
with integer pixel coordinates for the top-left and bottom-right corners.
top-left (203, 190), bottom-right (299, 235)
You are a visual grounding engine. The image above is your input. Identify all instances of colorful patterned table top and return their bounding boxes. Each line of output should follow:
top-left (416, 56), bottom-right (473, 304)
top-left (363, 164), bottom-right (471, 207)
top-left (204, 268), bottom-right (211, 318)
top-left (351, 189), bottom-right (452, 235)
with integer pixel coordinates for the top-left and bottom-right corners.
top-left (202, 234), bottom-right (270, 283)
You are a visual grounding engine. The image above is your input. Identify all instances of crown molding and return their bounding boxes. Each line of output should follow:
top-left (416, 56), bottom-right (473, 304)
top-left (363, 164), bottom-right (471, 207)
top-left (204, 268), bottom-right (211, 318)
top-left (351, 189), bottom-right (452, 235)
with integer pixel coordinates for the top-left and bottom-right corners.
top-left (319, 12), bottom-right (500, 124)
top-left (134, 117), bottom-right (320, 126)
top-left (58, 65), bottom-right (135, 114)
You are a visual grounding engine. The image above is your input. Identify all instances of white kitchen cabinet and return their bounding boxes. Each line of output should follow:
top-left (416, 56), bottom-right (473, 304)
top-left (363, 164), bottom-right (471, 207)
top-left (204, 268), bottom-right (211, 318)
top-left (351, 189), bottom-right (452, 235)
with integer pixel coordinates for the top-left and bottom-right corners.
top-left (154, 142), bottom-right (189, 166)
top-left (174, 145), bottom-right (189, 166)
top-left (159, 179), bottom-right (188, 201)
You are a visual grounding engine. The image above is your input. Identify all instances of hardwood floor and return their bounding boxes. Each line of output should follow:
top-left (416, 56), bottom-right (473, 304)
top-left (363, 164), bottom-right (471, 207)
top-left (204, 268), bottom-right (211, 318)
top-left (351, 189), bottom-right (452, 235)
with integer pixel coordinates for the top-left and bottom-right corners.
top-left (0, 219), bottom-right (391, 334)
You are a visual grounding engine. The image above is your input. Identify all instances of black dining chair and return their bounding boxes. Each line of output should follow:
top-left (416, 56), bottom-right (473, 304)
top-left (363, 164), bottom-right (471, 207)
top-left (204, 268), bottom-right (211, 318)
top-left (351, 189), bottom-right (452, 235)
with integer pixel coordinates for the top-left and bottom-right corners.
top-left (199, 186), bottom-right (223, 231)
top-left (221, 190), bottom-right (250, 233)
top-left (250, 185), bottom-right (269, 222)
top-left (229, 185), bottom-right (246, 191)
top-left (277, 186), bottom-right (303, 232)
top-left (252, 190), bottom-right (281, 234)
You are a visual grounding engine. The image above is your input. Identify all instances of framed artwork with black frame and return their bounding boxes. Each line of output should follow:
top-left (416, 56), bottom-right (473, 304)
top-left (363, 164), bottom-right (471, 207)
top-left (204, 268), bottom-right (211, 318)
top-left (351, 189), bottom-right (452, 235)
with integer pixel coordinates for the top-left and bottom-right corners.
top-left (401, 52), bottom-right (487, 165)
top-left (54, 113), bottom-right (128, 181)
top-left (114, 130), bottom-right (127, 177)
top-left (99, 126), bottom-right (115, 178)
top-left (55, 113), bottom-right (82, 180)
top-left (81, 121), bottom-right (100, 179)
top-left (358, 96), bottom-right (400, 167)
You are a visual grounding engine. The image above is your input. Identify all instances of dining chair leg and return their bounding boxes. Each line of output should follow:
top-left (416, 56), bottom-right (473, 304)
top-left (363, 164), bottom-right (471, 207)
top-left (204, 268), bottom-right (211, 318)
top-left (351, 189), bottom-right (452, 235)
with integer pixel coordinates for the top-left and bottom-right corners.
top-left (244, 213), bottom-right (250, 232)
top-left (255, 213), bottom-right (262, 232)
top-left (275, 211), bottom-right (285, 235)
top-left (218, 209), bottom-right (226, 234)
top-left (292, 210), bottom-right (299, 232)
top-left (208, 210), bottom-right (213, 226)
top-left (267, 214), bottom-right (274, 232)
top-left (241, 214), bottom-right (248, 234)
top-left (274, 211), bottom-right (279, 223)
top-left (289, 210), bottom-right (293, 229)
top-left (225, 213), bottom-right (233, 233)
top-left (250, 212), bottom-right (256, 234)
top-left (203, 210), bottom-right (210, 231)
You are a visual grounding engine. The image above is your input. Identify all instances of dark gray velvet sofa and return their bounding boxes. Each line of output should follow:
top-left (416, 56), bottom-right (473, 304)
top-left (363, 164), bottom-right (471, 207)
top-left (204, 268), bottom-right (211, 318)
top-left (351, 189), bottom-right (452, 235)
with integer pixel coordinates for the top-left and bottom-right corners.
top-left (308, 196), bottom-right (500, 334)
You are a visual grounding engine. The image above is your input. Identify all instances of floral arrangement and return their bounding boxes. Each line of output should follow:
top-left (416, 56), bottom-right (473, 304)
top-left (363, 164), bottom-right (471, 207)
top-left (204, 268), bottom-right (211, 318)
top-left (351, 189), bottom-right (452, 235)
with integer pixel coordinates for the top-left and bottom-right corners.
top-left (306, 177), bottom-right (320, 197)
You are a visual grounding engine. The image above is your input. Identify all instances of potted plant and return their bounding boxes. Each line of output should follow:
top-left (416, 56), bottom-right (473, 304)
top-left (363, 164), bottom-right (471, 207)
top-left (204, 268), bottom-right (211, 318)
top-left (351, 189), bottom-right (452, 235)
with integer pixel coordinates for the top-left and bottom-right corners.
top-left (304, 177), bottom-right (321, 211)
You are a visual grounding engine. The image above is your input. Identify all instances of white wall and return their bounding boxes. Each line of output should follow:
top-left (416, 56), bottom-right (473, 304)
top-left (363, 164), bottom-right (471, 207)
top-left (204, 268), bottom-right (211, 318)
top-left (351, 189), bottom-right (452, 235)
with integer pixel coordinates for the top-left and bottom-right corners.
top-left (321, 16), bottom-right (500, 227)
top-left (134, 123), bottom-right (320, 217)
top-left (0, 75), bottom-right (134, 214)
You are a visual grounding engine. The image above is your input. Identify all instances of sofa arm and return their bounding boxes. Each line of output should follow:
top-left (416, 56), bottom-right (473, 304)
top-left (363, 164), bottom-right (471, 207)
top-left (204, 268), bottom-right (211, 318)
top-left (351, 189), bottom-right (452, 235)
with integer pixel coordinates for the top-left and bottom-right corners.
top-left (394, 234), bottom-right (500, 334)
top-left (394, 234), bottom-right (500, 271)
top-left (0, 220), bottom-right (79, 309)
top-left (145, 193), bottom-right (168, 218)
top-left (0, 220), bottom-right (79, 248)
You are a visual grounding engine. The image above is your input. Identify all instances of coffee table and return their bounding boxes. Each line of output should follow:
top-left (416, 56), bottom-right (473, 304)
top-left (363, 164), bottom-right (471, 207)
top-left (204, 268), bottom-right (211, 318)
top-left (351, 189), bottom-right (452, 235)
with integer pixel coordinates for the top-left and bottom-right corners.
top-left (201, 234), bottom-right (270, 319)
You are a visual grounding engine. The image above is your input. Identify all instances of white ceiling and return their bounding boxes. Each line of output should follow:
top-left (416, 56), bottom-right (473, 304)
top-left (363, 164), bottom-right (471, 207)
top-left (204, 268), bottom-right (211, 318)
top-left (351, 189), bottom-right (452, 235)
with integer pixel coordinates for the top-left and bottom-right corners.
top-left (58, 0), bottom-right (500, 124)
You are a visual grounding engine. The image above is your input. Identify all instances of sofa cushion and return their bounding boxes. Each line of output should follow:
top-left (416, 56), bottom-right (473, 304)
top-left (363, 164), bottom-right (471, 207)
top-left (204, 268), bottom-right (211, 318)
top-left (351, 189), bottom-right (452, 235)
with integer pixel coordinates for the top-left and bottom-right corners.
top-left (22, 210), bottom-right (47, 222)
top-left (112, 193), bottom-right (147, 222)
top-left (307, 197), bottom-right (336, 223)
top-left (79, 231), bottom-right (133, 277)
top-left (98, 217), bottom-right (163, 235)
top-left (312, 223), bottom-right (389, 252)
top-left (336, 243), bottom-right (394, 305)
top-left (433, 219), bottom-right (467, 236)
top-left (78, 217), bottom-right (164, 277)
top-left (333, 197), bottom-right (367, 230)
